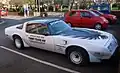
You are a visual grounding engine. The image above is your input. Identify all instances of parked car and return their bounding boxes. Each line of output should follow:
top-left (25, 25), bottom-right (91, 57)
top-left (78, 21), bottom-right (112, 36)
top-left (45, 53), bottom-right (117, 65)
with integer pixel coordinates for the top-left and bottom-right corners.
top-left (5, 19), bottom-right (118, 65)
top-left (64, 10), bottom-right (109, 30)
top-left (0, 10), bottom-right (8, 16)
top-left (92, 10), bottom-right (117, 24)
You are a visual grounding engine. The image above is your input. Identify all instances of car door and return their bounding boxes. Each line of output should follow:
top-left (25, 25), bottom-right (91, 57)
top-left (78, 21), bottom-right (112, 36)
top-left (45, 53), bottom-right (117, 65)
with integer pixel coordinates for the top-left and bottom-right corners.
top-left (25, 23), bottom-right (55, 52)
top-left (67, 11), bottom-right (82, 27)
top-left (80, 11), bottom-right (94, 28)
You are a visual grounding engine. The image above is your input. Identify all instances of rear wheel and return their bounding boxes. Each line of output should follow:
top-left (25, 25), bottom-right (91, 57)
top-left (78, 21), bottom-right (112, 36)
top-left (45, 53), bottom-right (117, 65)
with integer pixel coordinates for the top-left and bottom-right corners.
top-left (95, 23), bottom-right (102, 30)
top-left (67, 47), bottom-right (89, 65)
top-left (13, 36), bottom-right (24, 49)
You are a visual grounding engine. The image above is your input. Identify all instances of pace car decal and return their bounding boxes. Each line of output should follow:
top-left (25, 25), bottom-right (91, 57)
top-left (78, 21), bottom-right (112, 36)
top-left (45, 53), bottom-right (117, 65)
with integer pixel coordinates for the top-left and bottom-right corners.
top-left (60, 29), bottom-right (108, 40)
top-left (28, 35), bottom-right (46, 44)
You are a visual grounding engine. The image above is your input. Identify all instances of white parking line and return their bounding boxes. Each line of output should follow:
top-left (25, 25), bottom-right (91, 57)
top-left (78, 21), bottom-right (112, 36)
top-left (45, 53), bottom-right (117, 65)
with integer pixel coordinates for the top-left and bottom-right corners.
top-left (0, 46), bottom-right (80, 73)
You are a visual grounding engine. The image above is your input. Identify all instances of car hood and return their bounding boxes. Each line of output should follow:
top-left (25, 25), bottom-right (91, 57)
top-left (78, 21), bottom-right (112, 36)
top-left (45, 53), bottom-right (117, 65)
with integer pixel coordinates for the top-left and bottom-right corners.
top-left (59, 28), bottom-right (111, 46)
top-left (102, 14), bottom-right (115, 18)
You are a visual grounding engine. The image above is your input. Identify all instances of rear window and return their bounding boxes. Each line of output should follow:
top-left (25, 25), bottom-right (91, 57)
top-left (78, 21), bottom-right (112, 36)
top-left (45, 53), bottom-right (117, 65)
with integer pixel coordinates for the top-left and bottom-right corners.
top-left (89, 11), bottom-right (99, 16)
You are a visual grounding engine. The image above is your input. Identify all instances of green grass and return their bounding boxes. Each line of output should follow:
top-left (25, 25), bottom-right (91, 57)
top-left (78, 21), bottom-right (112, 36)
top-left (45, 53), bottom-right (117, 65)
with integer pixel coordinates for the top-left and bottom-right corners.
top-left (112, 7), bottom-right (119, 10)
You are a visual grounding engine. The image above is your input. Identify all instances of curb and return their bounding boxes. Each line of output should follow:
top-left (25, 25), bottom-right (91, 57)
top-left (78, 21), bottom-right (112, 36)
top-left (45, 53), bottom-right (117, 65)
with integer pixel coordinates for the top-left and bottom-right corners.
top-left (2, 16), bottom-right (35, 20)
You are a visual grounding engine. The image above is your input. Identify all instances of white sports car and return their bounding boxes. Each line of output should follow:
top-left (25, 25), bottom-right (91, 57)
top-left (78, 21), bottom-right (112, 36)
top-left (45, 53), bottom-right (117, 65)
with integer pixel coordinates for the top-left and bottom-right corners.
top-left (5, 19), bottom-right (118, 65)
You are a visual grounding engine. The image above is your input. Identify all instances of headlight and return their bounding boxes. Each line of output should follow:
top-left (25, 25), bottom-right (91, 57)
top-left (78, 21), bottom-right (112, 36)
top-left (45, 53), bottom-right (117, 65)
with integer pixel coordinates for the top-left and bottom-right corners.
top-left (108, 36), bottom-right (118, 52)
top-left (113, 16), bottom-right (116, 19)
top-left (100, 17), bottom-right (108, 22)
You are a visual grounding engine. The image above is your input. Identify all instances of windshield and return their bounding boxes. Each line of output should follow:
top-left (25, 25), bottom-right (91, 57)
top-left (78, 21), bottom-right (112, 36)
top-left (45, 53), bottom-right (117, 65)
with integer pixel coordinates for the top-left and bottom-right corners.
top-left (89, 11), bottom-right (99, 16)
top-left (49, 20), bottom-right (72, 35)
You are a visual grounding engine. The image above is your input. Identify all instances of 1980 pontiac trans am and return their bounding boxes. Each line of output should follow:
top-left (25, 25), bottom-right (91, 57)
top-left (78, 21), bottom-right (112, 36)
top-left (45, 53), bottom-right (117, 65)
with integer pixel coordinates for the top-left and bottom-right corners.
top-left (5, 19), bottom-right (118, 65)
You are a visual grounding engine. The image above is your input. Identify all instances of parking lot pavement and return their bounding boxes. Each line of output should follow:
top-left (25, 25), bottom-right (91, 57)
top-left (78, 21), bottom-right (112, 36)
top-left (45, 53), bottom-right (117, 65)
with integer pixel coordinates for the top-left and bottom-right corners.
top-left (0, 47), bottom-right (71, 73)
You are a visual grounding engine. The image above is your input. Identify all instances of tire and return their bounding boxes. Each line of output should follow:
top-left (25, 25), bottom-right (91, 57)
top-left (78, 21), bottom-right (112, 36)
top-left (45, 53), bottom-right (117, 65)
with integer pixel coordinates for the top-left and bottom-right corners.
top-left (108, 19), bottom-right (112, 25)
top-left (94, 23), bottom-right (102, 30)
top-left (67, 47), bottom-right (89, 66)
top-left (13, 36), bottom-right (24, 49)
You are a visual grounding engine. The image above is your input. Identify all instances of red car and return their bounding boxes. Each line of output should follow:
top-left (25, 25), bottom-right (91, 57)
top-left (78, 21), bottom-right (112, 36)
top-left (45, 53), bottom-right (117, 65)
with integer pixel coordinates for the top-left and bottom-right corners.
top-left (0, 10), bottom-right (8, 16)
top-left (64, 10), bottom-right (109, 30)
top-left (92, 10), bottom-right (117, 24)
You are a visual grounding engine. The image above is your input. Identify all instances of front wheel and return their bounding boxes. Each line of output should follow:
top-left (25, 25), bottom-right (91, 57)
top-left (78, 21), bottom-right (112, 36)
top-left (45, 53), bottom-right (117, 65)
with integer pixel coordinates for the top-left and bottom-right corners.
top-left (67, 48), bottom-right (89, 65)
top-left (94, 23), bottom-right (102, 30)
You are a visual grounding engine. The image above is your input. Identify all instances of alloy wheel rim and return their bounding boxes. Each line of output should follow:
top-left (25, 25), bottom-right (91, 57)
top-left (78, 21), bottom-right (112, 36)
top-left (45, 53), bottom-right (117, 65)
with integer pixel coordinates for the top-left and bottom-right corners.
top-left (70, 51), bottom-right (82, 64)
top-left (95, 24), bottom-right (101, 30)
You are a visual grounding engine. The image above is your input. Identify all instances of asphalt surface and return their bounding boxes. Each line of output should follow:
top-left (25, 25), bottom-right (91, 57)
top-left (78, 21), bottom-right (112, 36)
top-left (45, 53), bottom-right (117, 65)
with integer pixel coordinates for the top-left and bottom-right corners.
top-left (0, 16), bottom-right (119, 73)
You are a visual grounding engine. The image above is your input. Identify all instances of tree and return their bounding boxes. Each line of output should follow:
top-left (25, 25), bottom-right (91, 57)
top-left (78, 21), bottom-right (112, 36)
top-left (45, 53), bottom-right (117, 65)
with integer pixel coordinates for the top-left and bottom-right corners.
top-left (69, 0), bottom-right (75, 10)
top-left (24, 0), bottom-right (35, 5)
top-left (9, 0), bottom-right (35, 6)
top-left (9, 0), bottom-right (24, 6)
top-left (0, 2), bottom-right (3, 9)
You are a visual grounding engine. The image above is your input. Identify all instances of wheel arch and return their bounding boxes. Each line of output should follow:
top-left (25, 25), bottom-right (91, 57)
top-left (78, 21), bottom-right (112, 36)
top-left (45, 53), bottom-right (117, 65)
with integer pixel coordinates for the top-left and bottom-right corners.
top-left (12, 34), bottom-right (29, 47)
top-left (95, 22), bottom-right (102, 26)
top-left (94, 22), bottom-right (102, 29)
top-left (12, 34), bottom-right (21, 39)
top-left (65, 45), bottom-right (89, 59)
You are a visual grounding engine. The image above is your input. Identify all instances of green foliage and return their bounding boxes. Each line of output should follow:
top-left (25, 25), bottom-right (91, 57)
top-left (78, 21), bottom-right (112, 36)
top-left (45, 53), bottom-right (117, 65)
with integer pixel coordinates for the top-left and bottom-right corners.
top-left (112, 3), bottom-right (117, 8)
top-left (18, 6), bottom-right (24, 15)
top-left (0, 2), bottom-right (3, 8)
top-left (24, 0), bottom-right (35, 5)
top-left (8, 8), bottom-right (17, 12)
top-left (9, 0), bottom-right (35, 6)
top-left (9, 0), bottom-right (24, 6)
top-left (112, 3), bottom-right (120, 10)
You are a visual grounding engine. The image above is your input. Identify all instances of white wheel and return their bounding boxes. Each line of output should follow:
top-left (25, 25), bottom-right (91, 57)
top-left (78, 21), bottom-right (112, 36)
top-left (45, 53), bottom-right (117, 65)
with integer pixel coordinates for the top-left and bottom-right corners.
top-left (70, 51), bottom-right (83, 64)
top-left (15, 38), bottom-right (22, 48)
top-left (95, 24), bottom-right (102, 30)
top-left (67, 48), bottom-right (89, 65)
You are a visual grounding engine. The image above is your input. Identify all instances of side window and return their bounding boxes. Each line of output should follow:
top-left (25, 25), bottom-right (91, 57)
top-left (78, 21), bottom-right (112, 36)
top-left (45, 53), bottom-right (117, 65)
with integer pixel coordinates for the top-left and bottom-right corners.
top-left (69, 11), bottom-right (79, 16)
top-left (26, 23), bottom-right (49, 35)
top-left (80, 12), bottom-right (91, 17)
